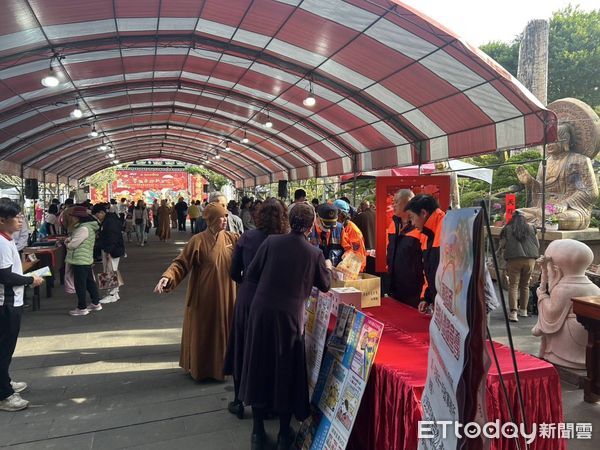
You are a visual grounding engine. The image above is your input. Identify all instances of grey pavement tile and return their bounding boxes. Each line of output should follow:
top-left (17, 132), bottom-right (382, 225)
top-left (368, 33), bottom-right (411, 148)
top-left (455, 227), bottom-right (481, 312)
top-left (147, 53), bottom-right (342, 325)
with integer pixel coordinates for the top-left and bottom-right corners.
top-left (124, 429), bottom-right (245, 450)
top-left (90, 416), bottom-right (188, 450)
top-left (0, 417), bottom-right (53, 445)
top-left (46, 393), bottom-right (223, 438)
top-left (7, 434), bottom-right (94, 450)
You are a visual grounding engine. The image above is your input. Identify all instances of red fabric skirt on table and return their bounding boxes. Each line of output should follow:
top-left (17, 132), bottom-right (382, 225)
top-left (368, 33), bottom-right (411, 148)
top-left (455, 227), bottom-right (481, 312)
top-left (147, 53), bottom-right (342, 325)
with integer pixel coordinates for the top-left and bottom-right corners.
top-left (347, 298), bottom-right (565, 450)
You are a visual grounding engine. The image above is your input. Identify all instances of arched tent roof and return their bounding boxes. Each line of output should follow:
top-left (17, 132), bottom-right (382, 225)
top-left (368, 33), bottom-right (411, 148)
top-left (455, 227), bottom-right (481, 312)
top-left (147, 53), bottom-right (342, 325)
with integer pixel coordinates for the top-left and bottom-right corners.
top-left (0, 0), bottom-right (557, 188)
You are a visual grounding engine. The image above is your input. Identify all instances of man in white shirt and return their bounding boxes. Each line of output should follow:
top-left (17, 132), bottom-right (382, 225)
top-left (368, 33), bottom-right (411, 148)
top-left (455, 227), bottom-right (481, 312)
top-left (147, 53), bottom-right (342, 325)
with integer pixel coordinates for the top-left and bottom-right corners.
top-left (0, 199), bottom-right (43, 412)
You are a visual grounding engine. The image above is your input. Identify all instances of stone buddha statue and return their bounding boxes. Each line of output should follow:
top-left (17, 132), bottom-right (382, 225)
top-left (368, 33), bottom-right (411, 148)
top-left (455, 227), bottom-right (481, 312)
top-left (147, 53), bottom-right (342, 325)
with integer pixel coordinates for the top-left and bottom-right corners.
top-left (532, 239), bottom-right (600, 369)
top-left (515, 122), bottom-right (598, 230)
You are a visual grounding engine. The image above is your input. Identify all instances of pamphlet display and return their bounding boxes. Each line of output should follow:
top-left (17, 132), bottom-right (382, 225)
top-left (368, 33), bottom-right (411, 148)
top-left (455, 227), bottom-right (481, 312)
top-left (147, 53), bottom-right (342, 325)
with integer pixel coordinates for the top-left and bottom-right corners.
top-left (305, 289), bottom-right (334, 397)
top-left (297, 302), bottom-right (384, 450)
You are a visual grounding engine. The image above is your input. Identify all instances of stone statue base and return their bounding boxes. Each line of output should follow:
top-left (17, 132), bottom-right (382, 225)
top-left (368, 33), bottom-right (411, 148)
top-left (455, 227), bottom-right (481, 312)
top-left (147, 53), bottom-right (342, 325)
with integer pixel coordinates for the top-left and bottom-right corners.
top-left (490, 227), bottom-right (600, 263)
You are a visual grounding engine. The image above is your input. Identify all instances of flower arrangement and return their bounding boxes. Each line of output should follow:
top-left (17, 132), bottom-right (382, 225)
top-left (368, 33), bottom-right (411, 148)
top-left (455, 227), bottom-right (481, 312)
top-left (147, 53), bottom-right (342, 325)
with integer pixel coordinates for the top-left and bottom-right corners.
top-left (545, 204), bottom-right (559, 224)
top-left (492, 213), bottom-right (504, 225)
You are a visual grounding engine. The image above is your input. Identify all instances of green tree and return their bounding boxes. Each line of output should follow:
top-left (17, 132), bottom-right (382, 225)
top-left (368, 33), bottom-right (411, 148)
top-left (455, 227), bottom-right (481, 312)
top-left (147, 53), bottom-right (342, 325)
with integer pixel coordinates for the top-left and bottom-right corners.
top-left (185, 166), bottom-right (230, 191)
top-left (461, 150), bottom-right (542, 208)
top-left (479, 40), bottom-right (520, 77)
top-left (548, 6), bottom-right (600, 107)
top-left (0, 174), bottom-right (22, 192)
top-left (85, 167), bottom-right (117, 192)
top-left (479, 6), bottom-right (600, 109)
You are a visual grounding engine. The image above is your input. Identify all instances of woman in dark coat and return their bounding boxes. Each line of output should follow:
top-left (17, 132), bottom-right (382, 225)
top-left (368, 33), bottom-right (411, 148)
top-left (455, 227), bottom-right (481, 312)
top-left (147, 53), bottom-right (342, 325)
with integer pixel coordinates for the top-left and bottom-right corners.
top-left (239, 203), bottom-right (332, 450)
top-left (224, 199), bottom-right (289, 419)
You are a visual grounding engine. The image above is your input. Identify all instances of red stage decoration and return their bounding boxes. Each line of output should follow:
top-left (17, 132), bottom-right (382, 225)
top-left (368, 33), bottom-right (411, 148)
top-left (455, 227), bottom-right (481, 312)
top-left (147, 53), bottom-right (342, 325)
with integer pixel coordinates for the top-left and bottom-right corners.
top-left (90, 169), bottom-right (207, 204)
top-left (375, 176), bottom-right (451, 273)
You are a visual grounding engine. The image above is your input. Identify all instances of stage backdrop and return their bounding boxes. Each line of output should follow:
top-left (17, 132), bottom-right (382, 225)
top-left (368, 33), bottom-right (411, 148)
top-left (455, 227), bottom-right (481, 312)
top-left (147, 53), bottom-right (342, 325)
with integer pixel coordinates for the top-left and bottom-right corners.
top-left (91, 169), bottom-right (207, 204)
top-left (375, 176), bottom-right (451, 273)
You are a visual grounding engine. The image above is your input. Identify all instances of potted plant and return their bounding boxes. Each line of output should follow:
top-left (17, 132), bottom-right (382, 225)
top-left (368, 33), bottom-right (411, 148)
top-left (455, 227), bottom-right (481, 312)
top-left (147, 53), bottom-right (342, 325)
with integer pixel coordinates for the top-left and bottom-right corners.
top-left (492, 214), bottom-right (504, 227)
top-left (545, 204), bottom-right (560, 230)
top-left (491, 203), bottom-right (504, 227)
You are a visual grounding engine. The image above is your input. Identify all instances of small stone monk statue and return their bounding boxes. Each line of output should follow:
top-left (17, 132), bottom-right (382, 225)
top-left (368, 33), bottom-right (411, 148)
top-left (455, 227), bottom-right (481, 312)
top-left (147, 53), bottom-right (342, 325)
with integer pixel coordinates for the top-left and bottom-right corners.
top-left (515, 123), bottom-right (598, 230)
top-left (532, 239), bottom-right (600, 369)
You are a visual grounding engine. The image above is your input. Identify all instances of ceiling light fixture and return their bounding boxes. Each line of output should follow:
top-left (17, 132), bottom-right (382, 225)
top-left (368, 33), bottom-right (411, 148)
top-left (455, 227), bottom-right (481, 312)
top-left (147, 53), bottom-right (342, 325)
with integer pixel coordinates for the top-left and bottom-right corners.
top-left (89, 124), bottom-right (98, 137)
top-left (98, 145), bottom-right (108, 151)
top-left (264, 109), bottom-right (273, 128)
top-left (241, 129), bottom-right (249, 144)
top-left (41, 68), bottom-right (60, 87)
top-left (108, 153), bottom-right (115, 158)
top-left (71, 103), bottom-right (83, 119)
top-left (303, 78), bottom-right (316, 107)
top-left (113, 159), bottom-right (120, 164)
top-left (224, 140), bottom-right (231, 151)
top-left (41, 54), bottom-right (63, 87)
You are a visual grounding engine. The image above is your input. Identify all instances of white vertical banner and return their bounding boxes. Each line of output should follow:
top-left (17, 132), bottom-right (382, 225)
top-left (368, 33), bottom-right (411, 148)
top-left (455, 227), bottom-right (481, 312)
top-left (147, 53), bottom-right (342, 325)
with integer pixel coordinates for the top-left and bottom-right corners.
top-left (419, 207), bottom-right (486, 450)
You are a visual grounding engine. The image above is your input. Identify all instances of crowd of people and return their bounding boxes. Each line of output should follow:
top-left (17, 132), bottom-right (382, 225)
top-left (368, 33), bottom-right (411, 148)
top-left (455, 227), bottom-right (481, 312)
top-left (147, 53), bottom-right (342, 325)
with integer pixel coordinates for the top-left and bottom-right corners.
top-left (2, 186), bottom-right (517, 447)
top-left (151, 188), bottom-right (452, 450)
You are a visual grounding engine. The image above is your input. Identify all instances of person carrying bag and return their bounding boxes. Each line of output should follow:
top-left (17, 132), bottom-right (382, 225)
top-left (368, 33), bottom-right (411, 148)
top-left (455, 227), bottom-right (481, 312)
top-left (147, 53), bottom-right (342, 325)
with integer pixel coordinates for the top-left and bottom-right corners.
top-left (92, 204), bottom-right (125, 304)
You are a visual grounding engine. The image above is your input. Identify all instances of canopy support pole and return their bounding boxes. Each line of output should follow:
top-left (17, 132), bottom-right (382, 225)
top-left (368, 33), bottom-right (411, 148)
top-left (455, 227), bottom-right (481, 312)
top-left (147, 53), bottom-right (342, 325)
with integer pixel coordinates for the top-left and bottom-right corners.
top-left (43, 171), bottom-right (47, 209)
top-left (540, 142), bottom-right (547, 251)
top-left (19, 165), bottom-right (25, 207)
top-left (352, 154), bottom-right (358, 206)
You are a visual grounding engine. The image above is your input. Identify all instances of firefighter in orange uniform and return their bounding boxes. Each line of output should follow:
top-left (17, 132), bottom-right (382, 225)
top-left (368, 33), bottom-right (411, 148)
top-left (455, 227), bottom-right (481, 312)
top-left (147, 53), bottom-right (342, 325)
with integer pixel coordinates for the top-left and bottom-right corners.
top-left (386, 189), bottom-right (424, 308)
top-left (333, 199), bottom-right (367, 272)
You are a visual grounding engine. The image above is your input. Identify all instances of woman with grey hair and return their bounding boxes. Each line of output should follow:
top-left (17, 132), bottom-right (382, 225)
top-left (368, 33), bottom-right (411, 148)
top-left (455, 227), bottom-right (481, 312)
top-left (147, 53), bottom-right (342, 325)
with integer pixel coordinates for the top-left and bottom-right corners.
top-left (239, 203), bottom-right (332, 450)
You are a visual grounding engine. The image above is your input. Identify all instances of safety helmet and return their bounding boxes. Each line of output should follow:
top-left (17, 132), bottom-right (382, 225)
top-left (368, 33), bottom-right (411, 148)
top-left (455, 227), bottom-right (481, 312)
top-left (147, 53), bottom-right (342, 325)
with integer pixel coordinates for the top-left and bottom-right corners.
top-left (333, 199), bottom-right (350, 215)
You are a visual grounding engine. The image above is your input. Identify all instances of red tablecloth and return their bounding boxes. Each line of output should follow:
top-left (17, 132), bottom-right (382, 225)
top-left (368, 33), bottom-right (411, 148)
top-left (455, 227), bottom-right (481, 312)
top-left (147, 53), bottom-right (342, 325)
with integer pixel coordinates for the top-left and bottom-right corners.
top-left (348, 298), bottom-right (565, 450)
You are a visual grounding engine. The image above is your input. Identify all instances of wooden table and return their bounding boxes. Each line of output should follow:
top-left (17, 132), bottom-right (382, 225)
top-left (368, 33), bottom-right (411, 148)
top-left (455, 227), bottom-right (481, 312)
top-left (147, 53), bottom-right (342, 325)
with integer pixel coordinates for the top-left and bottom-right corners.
top-left (572, 296), bottom-right (600, 403)
top-left (22, 259), bottom-right (42, 311)
top-left (23, 244), bottom-right (65, 299)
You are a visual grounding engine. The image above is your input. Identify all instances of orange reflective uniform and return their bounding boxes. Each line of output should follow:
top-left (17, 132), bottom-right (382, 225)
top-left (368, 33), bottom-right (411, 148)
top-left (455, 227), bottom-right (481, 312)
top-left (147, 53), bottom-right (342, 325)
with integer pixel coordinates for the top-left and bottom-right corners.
top-left (341, 220), bottom-right (367, 271)
top-left (419, 208), bottom-right (446, 304)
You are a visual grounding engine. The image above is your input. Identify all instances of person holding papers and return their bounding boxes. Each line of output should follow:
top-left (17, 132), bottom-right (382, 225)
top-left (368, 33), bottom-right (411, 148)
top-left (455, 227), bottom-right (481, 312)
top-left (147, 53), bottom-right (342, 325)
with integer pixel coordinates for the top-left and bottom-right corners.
top-left (0, 199), bottom-right (43, 411)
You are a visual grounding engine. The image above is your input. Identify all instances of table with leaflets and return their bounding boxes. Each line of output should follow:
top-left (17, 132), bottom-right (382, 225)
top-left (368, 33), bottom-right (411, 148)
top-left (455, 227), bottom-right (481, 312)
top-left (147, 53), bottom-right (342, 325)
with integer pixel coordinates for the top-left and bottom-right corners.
top-left (22, 243), bottom-right (65, 303)
top-left (345, 298), bottom-right (565, 450)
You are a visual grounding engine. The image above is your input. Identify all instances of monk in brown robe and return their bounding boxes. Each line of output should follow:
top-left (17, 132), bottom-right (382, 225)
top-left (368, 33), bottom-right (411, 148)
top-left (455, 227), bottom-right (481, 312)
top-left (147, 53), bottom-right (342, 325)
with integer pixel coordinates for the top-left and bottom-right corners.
top-left (156, 199), bottom-right (171, 242)
top-left (154, 203), bottom-right (239, 381)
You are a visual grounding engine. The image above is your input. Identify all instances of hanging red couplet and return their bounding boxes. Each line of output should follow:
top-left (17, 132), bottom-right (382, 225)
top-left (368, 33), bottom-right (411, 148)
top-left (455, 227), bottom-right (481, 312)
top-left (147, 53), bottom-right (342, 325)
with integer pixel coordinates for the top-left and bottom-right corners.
top-left (505, 194), bottom-right (516, 223)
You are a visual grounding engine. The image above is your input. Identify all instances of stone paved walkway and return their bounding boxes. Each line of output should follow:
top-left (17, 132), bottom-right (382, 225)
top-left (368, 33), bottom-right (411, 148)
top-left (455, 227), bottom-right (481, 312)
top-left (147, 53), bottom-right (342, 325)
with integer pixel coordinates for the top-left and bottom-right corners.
top-left (1, 230), bottom-right (598, 449)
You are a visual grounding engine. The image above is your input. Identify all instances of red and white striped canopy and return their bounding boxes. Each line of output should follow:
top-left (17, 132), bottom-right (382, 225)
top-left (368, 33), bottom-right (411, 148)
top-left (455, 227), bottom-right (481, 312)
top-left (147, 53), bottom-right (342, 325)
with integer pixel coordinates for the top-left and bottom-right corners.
top-left (0, 0), bottom-right (557, 188)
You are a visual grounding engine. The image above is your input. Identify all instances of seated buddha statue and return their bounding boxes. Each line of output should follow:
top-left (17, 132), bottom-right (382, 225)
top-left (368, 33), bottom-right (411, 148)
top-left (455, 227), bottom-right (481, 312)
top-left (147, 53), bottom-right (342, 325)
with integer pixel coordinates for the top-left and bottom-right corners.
top-left (515, 123), bottom-right (598, 230)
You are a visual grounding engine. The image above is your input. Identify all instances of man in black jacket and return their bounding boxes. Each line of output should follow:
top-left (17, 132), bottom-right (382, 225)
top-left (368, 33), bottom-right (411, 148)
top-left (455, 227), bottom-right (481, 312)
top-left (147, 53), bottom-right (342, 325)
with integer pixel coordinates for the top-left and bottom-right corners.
top-left (404, 195), bottom-right (445, 314)
top-left (92, 204), bottom-right (125, 304)
top-left (386, 190), bottom-right (424, 308)
top-left (174, 197), bottom-right (188, 231)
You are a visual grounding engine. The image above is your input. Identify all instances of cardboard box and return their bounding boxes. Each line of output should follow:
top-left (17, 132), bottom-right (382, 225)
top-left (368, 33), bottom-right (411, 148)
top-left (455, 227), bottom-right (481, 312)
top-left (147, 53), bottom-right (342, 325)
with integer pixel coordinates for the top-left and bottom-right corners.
top-left (328, 287), bottom-right (362, 316)
top-left (331, 273), bottom-right (381, 308)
